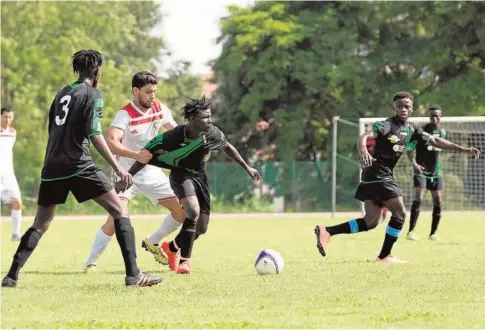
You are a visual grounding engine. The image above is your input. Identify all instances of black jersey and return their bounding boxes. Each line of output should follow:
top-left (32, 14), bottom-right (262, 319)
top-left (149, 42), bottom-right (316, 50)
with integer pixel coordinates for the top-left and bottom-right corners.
top-left (361, 117), bottom-right (430, 182)
top-left (41, 81), bottom-right (103, 181)
top-left (408, 123), bottom-right (446, 177)
top-left (144, 124), bottom-right (227, 174)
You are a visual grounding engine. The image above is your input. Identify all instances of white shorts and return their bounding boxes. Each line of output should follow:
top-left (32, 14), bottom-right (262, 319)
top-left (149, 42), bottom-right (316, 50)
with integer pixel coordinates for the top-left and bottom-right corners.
top-left (0, 175), bottom-right (21, 203)
top-left (117, 171), bottom-right (177, 206)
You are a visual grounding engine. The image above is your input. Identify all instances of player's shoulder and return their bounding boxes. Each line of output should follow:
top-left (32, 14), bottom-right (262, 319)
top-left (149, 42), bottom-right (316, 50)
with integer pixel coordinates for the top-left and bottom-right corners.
top-left (152, 101), bottom-right (172, 114)
top-left (208, 125), bottom-right (225, 137)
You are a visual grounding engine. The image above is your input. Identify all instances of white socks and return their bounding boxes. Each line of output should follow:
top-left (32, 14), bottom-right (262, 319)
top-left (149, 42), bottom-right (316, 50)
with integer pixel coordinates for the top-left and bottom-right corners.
top-left (147, 214), bottom-right (182, 245)
top-left (11, 209), bottom-right (21, 236)
top-left (85, 228), bottom-right (113, 266)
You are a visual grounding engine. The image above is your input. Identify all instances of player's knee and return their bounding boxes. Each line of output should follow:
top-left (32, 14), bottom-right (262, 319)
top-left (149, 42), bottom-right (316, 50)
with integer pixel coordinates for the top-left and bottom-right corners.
top-left (432, 196), bottom-right (442, 207)
top-left (363, 214), bottom-right (380, 231)
top-left (393, 207), bottom-right (406, 221)
top-left (10, 199), bottom-right (22, 210)
top-left (413, 191), bottom-right (423, 203)
top-left (184, 205), bottom-right (200, 222)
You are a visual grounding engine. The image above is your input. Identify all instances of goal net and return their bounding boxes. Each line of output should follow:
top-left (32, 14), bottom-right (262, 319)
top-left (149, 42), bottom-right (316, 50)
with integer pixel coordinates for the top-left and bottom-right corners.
top-left (331, 116), bottom-right (485, 214)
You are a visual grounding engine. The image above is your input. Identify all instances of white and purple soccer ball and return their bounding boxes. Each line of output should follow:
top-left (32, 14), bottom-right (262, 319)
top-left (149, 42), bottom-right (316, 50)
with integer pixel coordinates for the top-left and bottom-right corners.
top-left (254, 249), bottom-right (284, 275)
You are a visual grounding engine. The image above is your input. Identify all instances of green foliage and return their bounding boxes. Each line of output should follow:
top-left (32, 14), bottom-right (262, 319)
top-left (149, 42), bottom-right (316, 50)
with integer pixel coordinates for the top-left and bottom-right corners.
top-left (1, 1), bottom-right (203, 213)
top-left (213, 1), bottom-right (485, 165)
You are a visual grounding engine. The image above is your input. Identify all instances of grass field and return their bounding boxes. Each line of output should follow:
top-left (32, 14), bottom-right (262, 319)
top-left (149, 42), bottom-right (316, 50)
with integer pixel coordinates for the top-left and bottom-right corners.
top-left (2, 213), bottom-right (485, 329)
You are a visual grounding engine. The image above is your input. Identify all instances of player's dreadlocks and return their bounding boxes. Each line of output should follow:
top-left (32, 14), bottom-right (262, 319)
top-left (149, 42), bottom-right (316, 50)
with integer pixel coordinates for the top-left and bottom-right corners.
top-left (181, 95), bottom-right (212, 119)
top-left (72, 50), bottom-right (103, 76)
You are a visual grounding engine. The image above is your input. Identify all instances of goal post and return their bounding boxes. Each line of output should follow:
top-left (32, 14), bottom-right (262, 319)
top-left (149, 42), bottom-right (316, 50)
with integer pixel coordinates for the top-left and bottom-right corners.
top-left (331, 116), bottom-right (485, 216)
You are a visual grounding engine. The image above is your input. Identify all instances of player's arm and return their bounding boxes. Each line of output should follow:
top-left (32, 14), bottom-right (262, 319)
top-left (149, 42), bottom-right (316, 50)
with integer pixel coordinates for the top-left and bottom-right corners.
top-left (109, 111), bottom-right (152, 163)
top-left (222, 142), bottom-right (261, 181)
top-left (86, 97), bottom-right (132, 187)
top-left (406, 141), bottom-right (424, 172)
top-left (358, 130), bottom-right (377, 167)
top-left (162, 117), bottom-right (177, 130)
top-left (427, 136), bottom-right (481, 158)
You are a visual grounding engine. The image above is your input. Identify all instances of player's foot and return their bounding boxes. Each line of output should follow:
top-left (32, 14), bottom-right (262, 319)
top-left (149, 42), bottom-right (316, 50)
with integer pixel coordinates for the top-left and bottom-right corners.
top-left (314, 225), bottom-right (330, 257)
top-left (84, 264), bottom-right (97, 273)
top-left (406, 231), bottom-right (420, 241)
top-left (161, 241), bottom-right (179, 271)
top-left (429, 234), bottom-right (442, 242)
top-left (375, 255), bottom-right (409, 264)
top-left (11, 234), bottom-right (21, 241)
top-left (1, 276), bottom-right (17, 287)
top-left (125, 271), bottom-right (163, 287)
top-left (142, 238), bottom-right (168, 265)
top-left (176, 260), bottom-right (191, 275)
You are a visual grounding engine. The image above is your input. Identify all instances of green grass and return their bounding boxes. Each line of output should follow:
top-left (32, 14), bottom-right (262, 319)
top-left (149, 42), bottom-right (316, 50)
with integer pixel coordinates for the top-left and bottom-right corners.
top-left (2, 214), bottom-right (485, 328)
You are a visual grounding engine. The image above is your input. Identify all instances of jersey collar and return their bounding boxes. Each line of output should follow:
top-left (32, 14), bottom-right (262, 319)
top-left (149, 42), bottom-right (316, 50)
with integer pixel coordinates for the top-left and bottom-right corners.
top-left (130, 101), bottom-right (152, 116)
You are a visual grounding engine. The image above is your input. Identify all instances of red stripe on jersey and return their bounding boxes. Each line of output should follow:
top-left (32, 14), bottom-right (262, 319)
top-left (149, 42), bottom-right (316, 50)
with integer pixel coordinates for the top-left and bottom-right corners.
top-left (129, 113), bottom-right (164, 126)
top-left (152, 101), bottom-right (161, 113)
top-left (122, 103), bottom-right (143, 119)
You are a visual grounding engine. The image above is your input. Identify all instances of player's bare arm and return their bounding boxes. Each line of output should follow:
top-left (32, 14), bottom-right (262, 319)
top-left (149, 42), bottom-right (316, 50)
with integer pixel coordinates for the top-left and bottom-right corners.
top-left (358, 130), bottom-right (377, 167)
top-left (107, 126), bottom-right (152, 164)
top-left (222, 142), bottom-right (261, 181)
top-left (406, 148), bottom-right (424, 173)
top-left (162, 118), bottom-right (178, 130)
top-left (90, 134), bottom-right (133, 187)
top-left (115, 160), bottom-right (147, 193)
top-left (427, 136), bottom-right (481, 158)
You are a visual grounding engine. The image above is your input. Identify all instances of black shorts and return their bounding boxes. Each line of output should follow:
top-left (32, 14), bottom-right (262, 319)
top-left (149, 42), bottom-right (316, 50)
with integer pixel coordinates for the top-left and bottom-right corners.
top-left (38, 167), bottom-right (113, 206)
top-left (413, 175), bottom-right (444, 191)
top-left (169, 171), bottom-right (210, 215)
top-left (354, 179), bottom-right (402, 207)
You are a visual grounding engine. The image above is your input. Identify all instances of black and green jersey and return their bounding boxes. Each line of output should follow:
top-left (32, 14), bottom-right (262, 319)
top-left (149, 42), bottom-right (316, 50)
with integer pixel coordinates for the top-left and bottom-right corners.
top-left (362, 117), bottom-right (430, 182)
top-left (144, 124), bottom-right (227, 174)
top-left (408, 123), bottom-right (446, 177)
top-left (41, 81), bottom-right (103, 181)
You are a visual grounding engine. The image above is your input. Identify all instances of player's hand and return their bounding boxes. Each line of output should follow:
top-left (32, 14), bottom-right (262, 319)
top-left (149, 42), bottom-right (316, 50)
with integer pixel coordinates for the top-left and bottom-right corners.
top-left (412, 161), bottom-right (425, 174)
top-left (359, 152), bottom-right (376, 168)
top-left (135, 149), bottom-right (153, 164)
top-left (468, 147), bottom-right (481, 159)
top-left (246, 166), bottom-right (262, 181)
top-left (115, 168), bottom-right (133, 192)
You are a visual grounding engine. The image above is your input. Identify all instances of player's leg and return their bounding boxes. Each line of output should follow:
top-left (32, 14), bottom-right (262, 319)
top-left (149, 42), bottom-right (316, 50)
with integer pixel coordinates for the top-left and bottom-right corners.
top-left (2, 179), bottom-right (66, 287)
top-left (408, 176), bottom-right (425, 241)
top-left (377, 196), bottom-right (408, 263)
top-left (84, 197), bottom-right (129, 272)
top-left (380, 207), bottom-right (389, 224)
top-left (314, 199), bottom-right (382, 258)
top-left (137, 177), bottom-right (183, 265)
top-left (72, 168), bottom-right (162, 287)
top-left (3, 176), bottom-right (23, 241)
top-left (10, 198), bottom-right (22, 241)
top-left (429, 178), bottom-right (443, 240)
top-left (193, 174), bottom-right (211, 241)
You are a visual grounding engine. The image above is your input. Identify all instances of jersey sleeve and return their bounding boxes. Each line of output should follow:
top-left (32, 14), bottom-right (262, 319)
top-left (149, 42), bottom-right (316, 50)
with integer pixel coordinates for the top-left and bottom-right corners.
top-left (111, 110), bottom-right (130, 131)
top-left (410, 123), bottom-right (431, 144)
top-left (160, 103), bottom-right (175, 126)
top-left (440, 129), bottom-right (447, 139)
top-left (372, 121), bottom-right (389, 137)
top-left (208, 126), bottom-right (228, 150)
top-left (85, 97), bottom-right (104, 137)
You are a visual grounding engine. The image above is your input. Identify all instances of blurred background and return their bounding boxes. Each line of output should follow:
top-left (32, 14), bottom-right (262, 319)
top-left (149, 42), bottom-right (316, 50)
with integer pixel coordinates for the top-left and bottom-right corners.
top-left (2, 1), bottom-right (485, 215)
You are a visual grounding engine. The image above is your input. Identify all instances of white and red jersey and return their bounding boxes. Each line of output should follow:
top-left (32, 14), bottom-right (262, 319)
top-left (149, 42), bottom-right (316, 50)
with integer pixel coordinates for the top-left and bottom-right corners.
top-left (111, 100), bottom-right (174, 177)
top-left (0, 127), bottom-right (16, 177)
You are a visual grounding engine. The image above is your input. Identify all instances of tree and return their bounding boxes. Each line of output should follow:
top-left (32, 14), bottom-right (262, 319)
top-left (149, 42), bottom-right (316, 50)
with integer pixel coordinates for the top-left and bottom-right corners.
top-left (1, 1), bottom-right (202, 213)
top-left (212, 1), bottom-right (485, 164)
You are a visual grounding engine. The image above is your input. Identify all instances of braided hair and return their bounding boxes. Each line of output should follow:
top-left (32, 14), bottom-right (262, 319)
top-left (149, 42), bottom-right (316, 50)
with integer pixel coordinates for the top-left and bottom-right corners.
top-left (181, 95), bottom-right (212, 119)
top-left (72, 50), bottom-right (103, 77)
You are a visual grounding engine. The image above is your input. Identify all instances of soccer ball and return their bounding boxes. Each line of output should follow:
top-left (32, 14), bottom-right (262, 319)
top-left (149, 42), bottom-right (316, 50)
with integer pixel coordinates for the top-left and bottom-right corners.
top-left (254, 249), bottom-right (284, 275)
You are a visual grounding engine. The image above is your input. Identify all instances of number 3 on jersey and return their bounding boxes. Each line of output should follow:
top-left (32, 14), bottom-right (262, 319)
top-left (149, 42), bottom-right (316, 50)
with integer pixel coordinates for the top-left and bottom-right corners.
top-left (56, 95), bottom-right (71, 126)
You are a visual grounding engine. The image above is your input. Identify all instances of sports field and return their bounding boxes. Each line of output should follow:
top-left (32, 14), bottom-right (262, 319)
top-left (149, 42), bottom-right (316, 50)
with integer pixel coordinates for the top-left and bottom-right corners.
top-left (2, 213), bottom-right (484, 328)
